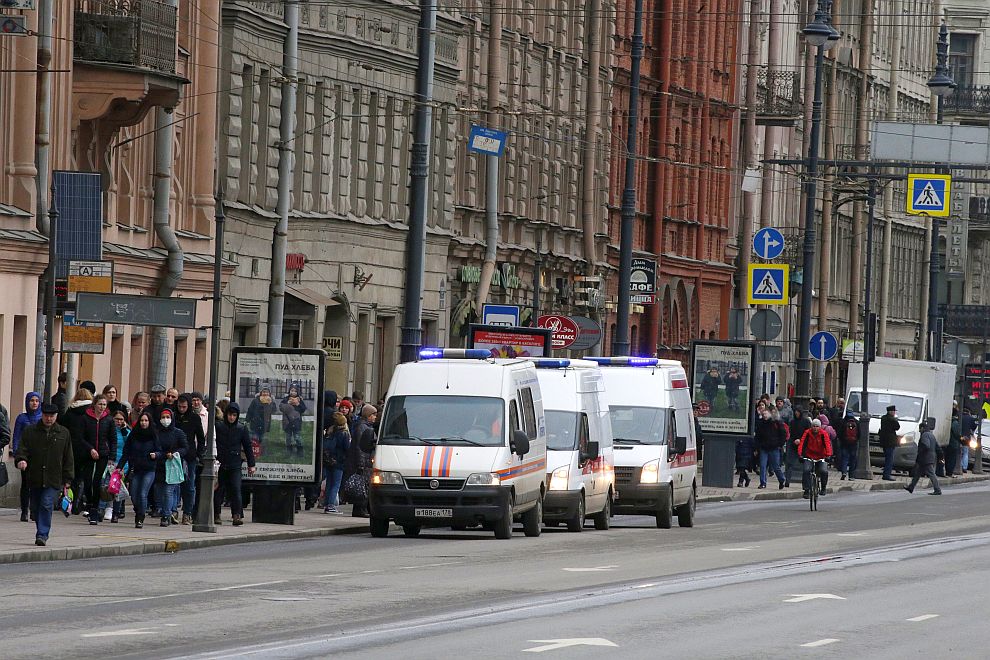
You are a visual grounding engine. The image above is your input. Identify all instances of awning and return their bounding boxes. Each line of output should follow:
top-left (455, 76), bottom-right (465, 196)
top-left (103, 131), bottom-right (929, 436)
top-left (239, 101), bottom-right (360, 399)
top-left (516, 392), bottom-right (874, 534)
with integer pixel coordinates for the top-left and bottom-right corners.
top-left (286, 284), bottom-right (338, 307)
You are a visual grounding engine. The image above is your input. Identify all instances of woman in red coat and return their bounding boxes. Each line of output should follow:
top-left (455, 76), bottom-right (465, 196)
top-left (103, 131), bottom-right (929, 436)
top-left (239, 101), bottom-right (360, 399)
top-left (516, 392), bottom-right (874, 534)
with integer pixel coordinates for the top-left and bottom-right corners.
top-left (798, 418), bottom-right (832, 498)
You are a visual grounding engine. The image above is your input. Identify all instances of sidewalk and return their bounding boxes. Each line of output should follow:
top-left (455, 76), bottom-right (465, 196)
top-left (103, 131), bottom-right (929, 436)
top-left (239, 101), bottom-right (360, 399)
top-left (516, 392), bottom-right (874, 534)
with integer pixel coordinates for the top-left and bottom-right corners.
top-left (0, 505), bottom-right (368, 565)
top-left (697, 468), bottom-right (989, 503)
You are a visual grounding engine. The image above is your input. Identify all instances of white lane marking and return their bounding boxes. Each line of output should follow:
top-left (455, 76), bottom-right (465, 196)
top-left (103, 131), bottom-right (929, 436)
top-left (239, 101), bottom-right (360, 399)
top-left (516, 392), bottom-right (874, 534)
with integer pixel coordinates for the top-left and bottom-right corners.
top-left (83, 628), bottom-right (157, 638)
top-left (906, 614), bottom-right (939, 622)
top-left (721, 546), bottom-right (759, 551)
top-left (800, 638), bottom-right (840, 648)
top-left (399, 561), bottom-right (462, 570)
top-left (784, 594), bottom-right (846, 603)
top-left (562, 565), bottom-right (618, 572)
top-left (837, 532), bottom-right (867, 537)
top-left (316, 573), bottom-right (345, 578)
top-left (101, 580), bottom-right (287, 605)
top-left (633, 583), bottom-right (657, 589)
top-left (523, 638), bottom-right (619, 653)
top-left (360, 570), bottom-right (382, 574)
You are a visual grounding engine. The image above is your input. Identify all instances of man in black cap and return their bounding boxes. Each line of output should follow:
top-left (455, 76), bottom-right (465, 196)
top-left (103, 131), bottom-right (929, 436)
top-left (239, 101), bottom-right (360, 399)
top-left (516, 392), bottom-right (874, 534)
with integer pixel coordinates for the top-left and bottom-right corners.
top-left (904, 418), bottom-right (942, 495)
top-left (15, 403), bottom-right (73, 546)
top-left (878, 404), bottom-right (900, 481)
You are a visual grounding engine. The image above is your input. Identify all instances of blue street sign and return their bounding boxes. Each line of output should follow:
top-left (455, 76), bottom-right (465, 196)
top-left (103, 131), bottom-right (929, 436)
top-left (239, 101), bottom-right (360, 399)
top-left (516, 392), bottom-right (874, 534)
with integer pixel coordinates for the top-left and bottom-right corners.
top-left (747, 264), bottom-right (788, 305)
top-left (482, 304), bottom-right (520, 327)
top-left (752, 227), bottom-right (785, 260)
top-left (906, 174), bottom-right (951, 217)
top-left (468, 125), bottom-right (508, 157)
top-left (809, 331), bottom-right (839, 361)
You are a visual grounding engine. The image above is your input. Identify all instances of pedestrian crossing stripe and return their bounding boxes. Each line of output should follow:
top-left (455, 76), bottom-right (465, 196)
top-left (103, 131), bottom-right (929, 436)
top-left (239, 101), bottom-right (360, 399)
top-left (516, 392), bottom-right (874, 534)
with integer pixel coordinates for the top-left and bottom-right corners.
top-left (906, 174), bottom-right (951, 217)
top-left (747, 264), bottom-right (789, 305)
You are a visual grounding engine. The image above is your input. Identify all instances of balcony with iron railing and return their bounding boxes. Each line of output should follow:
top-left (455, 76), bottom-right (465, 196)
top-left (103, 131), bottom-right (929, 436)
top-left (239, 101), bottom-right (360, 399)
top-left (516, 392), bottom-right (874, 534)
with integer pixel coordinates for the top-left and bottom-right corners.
top-left (755, 68), bottom-right (802, 126)
top-left (939, 305), bottom-right (990, 338)
top-left (74, 0), bottom-right (177, 74)
top-left (942, 84), bottom-right (990, 117)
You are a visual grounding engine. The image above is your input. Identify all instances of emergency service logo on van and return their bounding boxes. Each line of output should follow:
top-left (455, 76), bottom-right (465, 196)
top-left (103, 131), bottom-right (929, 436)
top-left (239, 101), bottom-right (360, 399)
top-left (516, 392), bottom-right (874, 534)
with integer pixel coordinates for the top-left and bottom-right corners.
top-left (538, 315), bottom-right (579, 349)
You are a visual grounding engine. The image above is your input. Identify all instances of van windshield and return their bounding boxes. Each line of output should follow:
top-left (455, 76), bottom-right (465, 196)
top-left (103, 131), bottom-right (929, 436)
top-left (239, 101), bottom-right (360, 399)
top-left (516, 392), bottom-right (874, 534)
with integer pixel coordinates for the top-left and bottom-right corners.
top-left (846, 392), bottom-right (924, 421)
top-left (380, 395), bottom-right (506, 447)
top-left (545, 410), bottom-right (579, 451)
top-left (608, 406), bottom-right (667, 445)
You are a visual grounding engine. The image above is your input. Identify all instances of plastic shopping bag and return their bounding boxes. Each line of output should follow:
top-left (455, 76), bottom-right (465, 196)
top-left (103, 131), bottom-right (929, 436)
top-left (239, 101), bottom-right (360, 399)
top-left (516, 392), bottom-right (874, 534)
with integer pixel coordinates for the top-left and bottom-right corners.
top-left (107, 469), bottom-right (123, 496)
top-left (116, 481), bottom-right (130, 502)
top-left (165, 455), bottom-right (185, 485)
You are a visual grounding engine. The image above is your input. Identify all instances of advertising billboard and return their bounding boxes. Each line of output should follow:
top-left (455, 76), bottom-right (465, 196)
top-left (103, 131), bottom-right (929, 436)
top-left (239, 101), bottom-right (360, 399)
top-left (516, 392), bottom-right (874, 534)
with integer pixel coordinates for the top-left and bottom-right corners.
top-left (690, 340), bottom-right (756, 436)
top-left (468, 324), bottom-right (553, 358)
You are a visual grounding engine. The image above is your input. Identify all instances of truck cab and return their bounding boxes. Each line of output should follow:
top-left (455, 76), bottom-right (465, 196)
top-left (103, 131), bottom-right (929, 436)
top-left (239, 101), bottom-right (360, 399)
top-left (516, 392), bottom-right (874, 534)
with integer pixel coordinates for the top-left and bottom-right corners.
top-left (846, 388), bottom-right (925, 470)
top-left (533, 359), bottom-right (615, 532)
top-left (588, 357), bottom-right (697, 529)
top-left (370, 349), bottom-right (548, 540)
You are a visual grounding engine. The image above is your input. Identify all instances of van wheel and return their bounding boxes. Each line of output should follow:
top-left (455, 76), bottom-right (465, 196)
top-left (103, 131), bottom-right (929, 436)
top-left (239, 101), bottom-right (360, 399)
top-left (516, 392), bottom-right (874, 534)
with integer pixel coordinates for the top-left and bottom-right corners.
top-left (593, 494), bottom-right (611, 531)
top-left (370, 516), bottom-right (390, 538)
top-left (676, 485), bottom-right (696, 528)
top-left (494, 496), bottom-right (514, 540)
top-left (402, 525), bottom-right (421, 537)
top-left (566, 495), bottom-right (585, 532)
top-left (655, 485), bottom-right (673, 529)
top-left (522, 495), bottom-right (543, 537)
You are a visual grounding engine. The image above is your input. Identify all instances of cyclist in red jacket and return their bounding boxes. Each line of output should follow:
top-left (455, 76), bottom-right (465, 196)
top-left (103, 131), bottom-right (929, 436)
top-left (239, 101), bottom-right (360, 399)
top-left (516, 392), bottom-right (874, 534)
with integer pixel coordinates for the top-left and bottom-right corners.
top-left (798, 418), bottom-right (832, 499)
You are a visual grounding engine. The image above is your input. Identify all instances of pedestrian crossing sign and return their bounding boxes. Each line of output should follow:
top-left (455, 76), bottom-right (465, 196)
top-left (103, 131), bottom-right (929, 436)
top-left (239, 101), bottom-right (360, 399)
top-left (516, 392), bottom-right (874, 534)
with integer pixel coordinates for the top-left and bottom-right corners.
top-left (747, 264), bottom-right (789, 305)
top-left (906, 174), bottom-right (951, 217)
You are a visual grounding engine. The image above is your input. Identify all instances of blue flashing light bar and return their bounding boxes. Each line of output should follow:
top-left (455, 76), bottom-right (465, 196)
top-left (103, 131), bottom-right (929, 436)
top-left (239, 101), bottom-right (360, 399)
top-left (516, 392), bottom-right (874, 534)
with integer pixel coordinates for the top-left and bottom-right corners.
top-left (532, 358), bottom-right (572, 369)
top-left (419, 348), bottom-right (492, 360)
top-left (585, 356), bottom-right (659, 367)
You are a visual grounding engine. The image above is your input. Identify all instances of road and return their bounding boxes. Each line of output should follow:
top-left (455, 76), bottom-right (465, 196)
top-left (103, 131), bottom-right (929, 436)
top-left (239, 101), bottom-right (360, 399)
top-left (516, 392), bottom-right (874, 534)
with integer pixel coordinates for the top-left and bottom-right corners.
top-left (1, 481), bottom-right (987, 659)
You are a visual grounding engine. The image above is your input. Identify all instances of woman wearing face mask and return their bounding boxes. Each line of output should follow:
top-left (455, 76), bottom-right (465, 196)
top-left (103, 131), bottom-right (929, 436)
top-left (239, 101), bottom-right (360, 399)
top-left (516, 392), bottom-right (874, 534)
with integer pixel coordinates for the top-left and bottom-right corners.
top-left (110, 410), bottom-right (130, 523)
top-left (119, 412), bottom-right (160, 529)
top-left (81, 394), bottom-right (117, 524)
top-left (153, 409), bottom-right (188, 527)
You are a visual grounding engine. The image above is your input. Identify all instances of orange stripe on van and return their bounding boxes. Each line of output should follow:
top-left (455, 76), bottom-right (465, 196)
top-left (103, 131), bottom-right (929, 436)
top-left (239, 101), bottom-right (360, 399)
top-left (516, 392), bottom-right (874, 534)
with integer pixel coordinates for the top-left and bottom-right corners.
top-left (439, 447), bottom-right (453, 477)
top-left (421, 446), bottom-right (436, 476)
top-left (495, 457), bottom-right (547, 480)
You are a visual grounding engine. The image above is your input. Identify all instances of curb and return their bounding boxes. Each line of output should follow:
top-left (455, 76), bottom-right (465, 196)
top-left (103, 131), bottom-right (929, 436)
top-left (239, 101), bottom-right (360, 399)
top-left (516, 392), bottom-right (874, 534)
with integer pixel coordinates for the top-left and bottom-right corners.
top-left (0, 523), bottom-right (370, 566)
top-left (698, 473), bottom-right (988, 504)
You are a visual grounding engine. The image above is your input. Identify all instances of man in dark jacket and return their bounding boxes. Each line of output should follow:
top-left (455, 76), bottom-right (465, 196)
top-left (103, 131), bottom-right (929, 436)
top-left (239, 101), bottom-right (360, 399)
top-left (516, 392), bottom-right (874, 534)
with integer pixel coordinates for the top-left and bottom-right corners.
top-left (878, 405), bottom-right (900, 481)
top-left (754, 410), bottom-right (787, 489)
top-left (175, 394), bottom-right (205, 525)
top-left (785, 407), bottom-right (811, 486)
top-left (15, 404), bottom-right (74, 546)
top-left (51, 372), bottom-right (69, 415)
top-left (214, 402), bottom-right (255, 526)
top-left (723, 367), bottom-right (743, 412)
top-left (905, 419), bottom-right (942, 495)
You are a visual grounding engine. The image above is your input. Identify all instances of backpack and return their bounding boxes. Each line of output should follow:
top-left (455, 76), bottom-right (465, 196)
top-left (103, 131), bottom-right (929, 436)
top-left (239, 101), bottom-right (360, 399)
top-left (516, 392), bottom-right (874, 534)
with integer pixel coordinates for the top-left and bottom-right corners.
top-left (843, 418), bottom-right (859, 445)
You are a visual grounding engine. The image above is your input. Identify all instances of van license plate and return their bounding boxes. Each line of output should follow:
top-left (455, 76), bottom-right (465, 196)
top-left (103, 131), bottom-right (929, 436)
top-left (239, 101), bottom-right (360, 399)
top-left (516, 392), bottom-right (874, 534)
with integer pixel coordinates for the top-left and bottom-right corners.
top-left (415, 508), bottom-right (453, 518)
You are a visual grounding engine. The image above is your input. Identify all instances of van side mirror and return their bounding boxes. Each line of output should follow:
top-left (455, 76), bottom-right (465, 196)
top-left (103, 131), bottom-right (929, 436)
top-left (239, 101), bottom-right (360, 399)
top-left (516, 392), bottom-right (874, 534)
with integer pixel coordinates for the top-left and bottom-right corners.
top-left (511, 430), bottom-right (531, 457)
top-left (582, 441), bottom-right (600, 462)
top-left (673, 435), bottom-right (688, 455)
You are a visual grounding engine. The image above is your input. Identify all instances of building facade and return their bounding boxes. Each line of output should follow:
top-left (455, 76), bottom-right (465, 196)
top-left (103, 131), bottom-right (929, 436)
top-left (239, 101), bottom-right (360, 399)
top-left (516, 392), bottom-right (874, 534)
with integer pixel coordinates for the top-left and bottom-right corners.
top-left (605, 0), bottom-right (739, 361)
top-left (0, 0), bottom-right (221, 416)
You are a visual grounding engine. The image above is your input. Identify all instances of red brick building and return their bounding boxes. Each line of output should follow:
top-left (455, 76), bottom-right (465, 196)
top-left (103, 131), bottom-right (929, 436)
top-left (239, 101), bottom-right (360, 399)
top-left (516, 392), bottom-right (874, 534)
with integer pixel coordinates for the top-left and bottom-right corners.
top-left (605, 0), bottom-right (739, 360)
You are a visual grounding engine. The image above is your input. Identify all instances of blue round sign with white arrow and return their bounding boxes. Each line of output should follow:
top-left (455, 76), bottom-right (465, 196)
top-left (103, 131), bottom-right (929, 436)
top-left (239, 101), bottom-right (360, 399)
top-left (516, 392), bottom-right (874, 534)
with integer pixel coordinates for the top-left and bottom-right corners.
top-left (753, 227), bottom-right (785, 260)
top-left (809, 331), bottom-right (838, 361)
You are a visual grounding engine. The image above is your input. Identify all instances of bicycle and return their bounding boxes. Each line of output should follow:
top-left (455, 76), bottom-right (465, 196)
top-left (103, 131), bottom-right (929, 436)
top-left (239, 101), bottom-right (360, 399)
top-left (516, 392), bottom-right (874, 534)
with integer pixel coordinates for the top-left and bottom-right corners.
top-left (803, 457), bottom-right (828, 511)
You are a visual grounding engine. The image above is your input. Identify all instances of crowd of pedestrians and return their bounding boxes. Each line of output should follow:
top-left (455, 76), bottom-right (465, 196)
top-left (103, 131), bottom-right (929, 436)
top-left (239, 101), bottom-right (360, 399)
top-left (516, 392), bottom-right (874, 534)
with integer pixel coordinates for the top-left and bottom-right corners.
top-left (0, 376), bottom-right (382, 546)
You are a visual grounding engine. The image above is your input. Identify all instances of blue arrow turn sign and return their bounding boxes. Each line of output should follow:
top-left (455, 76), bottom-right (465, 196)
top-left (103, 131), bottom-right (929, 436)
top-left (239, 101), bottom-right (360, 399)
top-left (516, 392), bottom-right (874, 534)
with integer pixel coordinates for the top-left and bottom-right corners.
top-left (752, 227), bottom-right (785, 260)
top-left (809, 331), bottom-right (838, 361)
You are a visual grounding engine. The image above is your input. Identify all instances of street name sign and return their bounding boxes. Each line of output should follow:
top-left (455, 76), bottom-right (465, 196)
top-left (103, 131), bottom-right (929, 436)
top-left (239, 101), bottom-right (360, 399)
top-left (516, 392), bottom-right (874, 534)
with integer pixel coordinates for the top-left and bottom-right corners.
top-left (76, 292), bottom-right (198, 329)
top-left (752, 227), bottom-right (785, 260)
top-left (809, 331), bottom-right (838, 361)
top-left (467, 125), bottom-right (507, 157)
top-left (747, 264), bottom-right (788, 305)
top-left (906, 174), bottom-right (951, 217)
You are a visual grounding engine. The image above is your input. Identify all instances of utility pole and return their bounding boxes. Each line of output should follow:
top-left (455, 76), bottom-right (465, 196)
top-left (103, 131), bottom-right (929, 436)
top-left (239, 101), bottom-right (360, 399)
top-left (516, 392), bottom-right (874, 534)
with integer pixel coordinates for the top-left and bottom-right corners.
top-left (43, 185), bottom-right (58, 400)
top-left (34, 0), bottom-right (54, 395)
top-left (613, 0), bottom-right (644, 357)
top-left (194, 194), bottom-right (225, 533)
top-left (926, 22), bottom-right (954, 362)
top-left (737, 0), bottom-right (760, 313)
top-left (533, 231), bottom-right (542, 320)
top-left (853, 176), bottom-right (878, 480)
top-left (268, 0), bottom-right (299, 348)
top-left (399, 0), bottom-right (437, 364)
top-left (475, 0), bottom-right (503, 309)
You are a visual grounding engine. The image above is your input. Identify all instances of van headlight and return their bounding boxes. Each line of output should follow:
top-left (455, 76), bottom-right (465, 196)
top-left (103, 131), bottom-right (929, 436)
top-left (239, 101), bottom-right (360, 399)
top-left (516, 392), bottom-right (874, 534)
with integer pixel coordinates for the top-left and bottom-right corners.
top-left (466, 472), bottom-right (501, 486)
top-left (969, 439), bottom-right (979, 450)
top-left (899, 432), bottom-right (917, 445)
top-left (640, 459), bottom-right (661, 484)
top-left (548, 466), bottom-right (569, 491)
top-left (371, 470), bottom-right (403, 486)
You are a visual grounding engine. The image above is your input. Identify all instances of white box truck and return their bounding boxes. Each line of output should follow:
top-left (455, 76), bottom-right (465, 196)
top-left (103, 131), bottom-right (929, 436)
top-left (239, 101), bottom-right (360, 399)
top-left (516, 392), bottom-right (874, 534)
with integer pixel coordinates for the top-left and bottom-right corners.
top-left (843, 357), bottom-right (956, 471)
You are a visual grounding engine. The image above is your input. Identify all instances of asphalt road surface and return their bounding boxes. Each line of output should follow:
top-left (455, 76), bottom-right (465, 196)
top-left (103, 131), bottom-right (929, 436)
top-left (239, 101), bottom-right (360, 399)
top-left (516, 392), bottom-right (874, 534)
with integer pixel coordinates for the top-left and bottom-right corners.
top-left (2, 481), bottom-right (987, 660)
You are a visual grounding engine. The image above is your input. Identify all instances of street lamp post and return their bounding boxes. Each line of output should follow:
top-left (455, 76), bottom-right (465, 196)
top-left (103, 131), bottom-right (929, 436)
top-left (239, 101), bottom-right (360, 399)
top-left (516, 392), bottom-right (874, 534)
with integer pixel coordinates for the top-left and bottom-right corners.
top-left (794, 0), bottom-right (839, 405)
top-left (926, 22), bottom-right (955, 362)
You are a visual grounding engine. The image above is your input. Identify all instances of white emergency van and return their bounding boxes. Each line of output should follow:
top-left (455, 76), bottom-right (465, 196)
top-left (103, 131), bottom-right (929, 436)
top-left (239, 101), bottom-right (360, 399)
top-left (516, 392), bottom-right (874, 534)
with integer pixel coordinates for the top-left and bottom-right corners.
top-left (589, 357), bottom-right (697, 528)
top-left (533, 359), bottom-right (615, 531)
top-left (370, 349), bottom-right (548, 539)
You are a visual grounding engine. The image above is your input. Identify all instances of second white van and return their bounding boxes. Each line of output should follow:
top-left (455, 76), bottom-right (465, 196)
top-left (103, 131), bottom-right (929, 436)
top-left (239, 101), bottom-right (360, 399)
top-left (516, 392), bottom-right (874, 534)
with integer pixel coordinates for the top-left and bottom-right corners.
top-left (533, 358), bottom-right (615, 531)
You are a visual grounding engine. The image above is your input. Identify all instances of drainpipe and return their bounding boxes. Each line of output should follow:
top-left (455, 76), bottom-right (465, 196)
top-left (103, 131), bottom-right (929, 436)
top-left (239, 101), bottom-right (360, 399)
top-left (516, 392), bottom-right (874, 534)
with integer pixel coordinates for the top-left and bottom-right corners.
top-left (581, 0), bottom-right (602, 270)
top-left (878, 0), bottom-right (902, 353)
top-left (149, 0), bottom-right (183, 386)
top-left (475, 0), bottom-right (503, 309)
top-left (34, 0), bottom-right (54, 394)
top-left (268, 0), bottom-right (299, 348)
